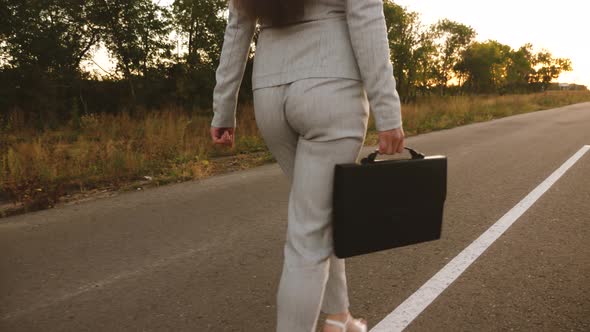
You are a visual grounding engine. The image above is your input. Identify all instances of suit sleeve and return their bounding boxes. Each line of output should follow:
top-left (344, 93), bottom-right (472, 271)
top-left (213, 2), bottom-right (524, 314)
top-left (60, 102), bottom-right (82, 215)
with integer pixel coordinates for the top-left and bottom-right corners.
top-left (211, 1), bottom-right (257, 128)
top-left (345, 0), bottom-right (403, 132)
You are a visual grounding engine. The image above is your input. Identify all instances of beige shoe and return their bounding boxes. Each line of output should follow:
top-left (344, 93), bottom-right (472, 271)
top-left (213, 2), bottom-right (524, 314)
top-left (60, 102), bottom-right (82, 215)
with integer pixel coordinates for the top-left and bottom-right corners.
top-left (325, 313), bottom-right (367, 332)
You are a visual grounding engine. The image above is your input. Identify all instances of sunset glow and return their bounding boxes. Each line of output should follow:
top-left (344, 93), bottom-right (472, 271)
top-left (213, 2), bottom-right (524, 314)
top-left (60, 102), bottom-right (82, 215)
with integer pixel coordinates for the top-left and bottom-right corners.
top-left (90, 0), bottom-right (588, 87)
top-left (394, 0), bottom-right (589, 87)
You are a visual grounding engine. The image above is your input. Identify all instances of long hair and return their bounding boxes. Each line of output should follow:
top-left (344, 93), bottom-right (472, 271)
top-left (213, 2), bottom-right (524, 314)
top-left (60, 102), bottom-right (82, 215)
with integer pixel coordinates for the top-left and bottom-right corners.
top-left (232, 0), bottom-right (306, 26)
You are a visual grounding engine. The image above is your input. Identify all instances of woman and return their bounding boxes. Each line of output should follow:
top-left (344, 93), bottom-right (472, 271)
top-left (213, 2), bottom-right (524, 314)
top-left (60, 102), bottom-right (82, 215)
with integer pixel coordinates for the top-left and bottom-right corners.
top-left (210, 0), bottom-right (405, 331)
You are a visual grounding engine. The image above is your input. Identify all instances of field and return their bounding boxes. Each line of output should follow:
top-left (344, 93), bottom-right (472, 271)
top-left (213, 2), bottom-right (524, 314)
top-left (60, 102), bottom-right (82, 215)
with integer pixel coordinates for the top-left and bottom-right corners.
top-left (1, 90), bottom-right (589, 216)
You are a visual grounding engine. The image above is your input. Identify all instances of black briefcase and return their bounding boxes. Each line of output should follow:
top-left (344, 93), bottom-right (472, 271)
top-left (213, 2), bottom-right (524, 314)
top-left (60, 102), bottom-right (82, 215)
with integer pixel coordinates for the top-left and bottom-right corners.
top-left (332, 147), bottom-right (447, 258)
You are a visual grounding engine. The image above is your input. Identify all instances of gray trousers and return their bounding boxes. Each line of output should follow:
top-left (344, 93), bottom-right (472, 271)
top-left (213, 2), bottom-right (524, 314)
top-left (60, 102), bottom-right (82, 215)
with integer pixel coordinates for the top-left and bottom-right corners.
top-left (253, 77), bottom-right (370, 332)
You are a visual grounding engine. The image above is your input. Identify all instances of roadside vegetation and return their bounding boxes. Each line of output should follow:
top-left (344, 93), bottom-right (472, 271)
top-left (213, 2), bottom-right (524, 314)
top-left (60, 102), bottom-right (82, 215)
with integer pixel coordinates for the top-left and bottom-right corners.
top-left (1, 0), bottom-right (586, 216)
top-left (2, 90), bottom-right (589, 217)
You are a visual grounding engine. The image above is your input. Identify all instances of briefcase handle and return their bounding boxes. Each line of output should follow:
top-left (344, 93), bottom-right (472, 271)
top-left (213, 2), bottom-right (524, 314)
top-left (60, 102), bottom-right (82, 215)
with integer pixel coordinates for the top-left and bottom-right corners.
top-left (361, 147), bottom-right (425, 165)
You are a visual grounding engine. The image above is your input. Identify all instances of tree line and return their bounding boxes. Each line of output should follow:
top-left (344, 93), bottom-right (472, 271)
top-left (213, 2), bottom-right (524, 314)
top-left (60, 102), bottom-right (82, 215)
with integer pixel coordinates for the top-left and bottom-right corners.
top-left (0, 0), bottom-right (575, 128)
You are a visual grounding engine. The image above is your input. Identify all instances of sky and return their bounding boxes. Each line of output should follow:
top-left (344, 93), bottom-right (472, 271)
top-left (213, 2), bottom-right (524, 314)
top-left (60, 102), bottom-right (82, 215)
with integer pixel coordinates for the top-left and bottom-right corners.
top-left (93, 0), bottom-right (589, 87)
top-left (393, 0), bottom-right (589, 87)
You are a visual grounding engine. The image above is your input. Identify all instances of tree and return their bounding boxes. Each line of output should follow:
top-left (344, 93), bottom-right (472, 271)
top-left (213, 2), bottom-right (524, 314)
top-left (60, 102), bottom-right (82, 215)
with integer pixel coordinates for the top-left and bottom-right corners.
top-left (90, 0), bottom-right (172, 101)
top-left (455, 40), bottom-right (511, 94)
top-left (171, 0), bottom-right (258, 110)
top-left (0, 0), bottom-right (99, 77)
top-left (0, 0), bottom-right (101, 126)
top-left (504, 43), bottom-right (535, 93)
top-left (0, 0), bottom-right (578, 121)
top-left (383, 1), bottom-right (435, 101)
top-left (431, 19), bottom-right (476, 94)
top-left (172, 0), bottom-right (227, 67)
top-left (530, 50), bottom-right (572, 91)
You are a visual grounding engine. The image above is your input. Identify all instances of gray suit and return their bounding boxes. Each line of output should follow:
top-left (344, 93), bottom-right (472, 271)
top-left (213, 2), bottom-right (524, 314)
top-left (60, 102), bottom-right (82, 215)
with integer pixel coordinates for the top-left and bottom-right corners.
top-left (212, 0), bottom-right (402, 132)
top-left (211, 1), bottom-right (403, 331)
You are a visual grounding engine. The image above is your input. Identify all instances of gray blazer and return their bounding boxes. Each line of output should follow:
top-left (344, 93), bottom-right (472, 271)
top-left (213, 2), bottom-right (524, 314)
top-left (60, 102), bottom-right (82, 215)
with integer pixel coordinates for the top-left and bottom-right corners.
top-left (211, 0), bottom-right (403, 132)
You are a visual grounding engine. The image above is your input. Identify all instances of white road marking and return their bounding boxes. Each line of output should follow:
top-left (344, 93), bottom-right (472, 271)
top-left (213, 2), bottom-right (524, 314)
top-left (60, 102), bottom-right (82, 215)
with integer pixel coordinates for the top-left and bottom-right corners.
top-left (371, 145), bottom-right (590, 332)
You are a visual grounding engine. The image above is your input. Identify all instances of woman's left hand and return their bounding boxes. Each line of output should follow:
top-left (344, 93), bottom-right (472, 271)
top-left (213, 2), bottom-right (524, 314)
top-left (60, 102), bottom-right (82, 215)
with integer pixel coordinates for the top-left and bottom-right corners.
top-left (210, 126), bottom-right (235, 148)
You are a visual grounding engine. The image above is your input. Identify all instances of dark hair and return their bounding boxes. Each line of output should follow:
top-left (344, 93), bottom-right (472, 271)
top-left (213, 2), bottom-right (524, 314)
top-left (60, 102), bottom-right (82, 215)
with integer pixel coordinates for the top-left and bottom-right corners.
top-left (232, 0), bottom-right (306, 26)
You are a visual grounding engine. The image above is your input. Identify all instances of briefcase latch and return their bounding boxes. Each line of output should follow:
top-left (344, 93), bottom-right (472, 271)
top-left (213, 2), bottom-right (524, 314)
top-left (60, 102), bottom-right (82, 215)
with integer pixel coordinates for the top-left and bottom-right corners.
top-left (361, 147), bottom-right (426, 165)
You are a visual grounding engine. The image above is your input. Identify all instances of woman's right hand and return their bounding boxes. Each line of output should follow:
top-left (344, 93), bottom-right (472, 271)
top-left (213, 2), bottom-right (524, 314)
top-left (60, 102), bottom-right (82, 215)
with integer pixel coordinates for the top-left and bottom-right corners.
top-left (378, 127), bottom-right (405, 154)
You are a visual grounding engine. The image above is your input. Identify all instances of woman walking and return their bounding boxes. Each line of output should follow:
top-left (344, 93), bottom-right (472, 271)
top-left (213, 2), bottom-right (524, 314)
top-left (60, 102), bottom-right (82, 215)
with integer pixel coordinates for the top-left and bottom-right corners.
top-left (210, 0), bottom-right (405, 331)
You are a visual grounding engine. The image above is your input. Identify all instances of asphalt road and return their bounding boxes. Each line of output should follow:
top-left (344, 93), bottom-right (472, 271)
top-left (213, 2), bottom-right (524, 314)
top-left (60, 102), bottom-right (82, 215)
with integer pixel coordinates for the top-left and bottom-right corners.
top-left (1, 103), bottom-right (589, 332)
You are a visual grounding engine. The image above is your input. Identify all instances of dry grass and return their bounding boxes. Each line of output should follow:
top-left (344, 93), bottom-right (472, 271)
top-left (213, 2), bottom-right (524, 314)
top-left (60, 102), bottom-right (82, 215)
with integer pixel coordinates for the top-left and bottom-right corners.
top-left (365, 91), bottom-right (590, 145)
top-left (0, 104), bottom-right (269, 214)
top-left (1, 90), bottom-right (589, 216)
